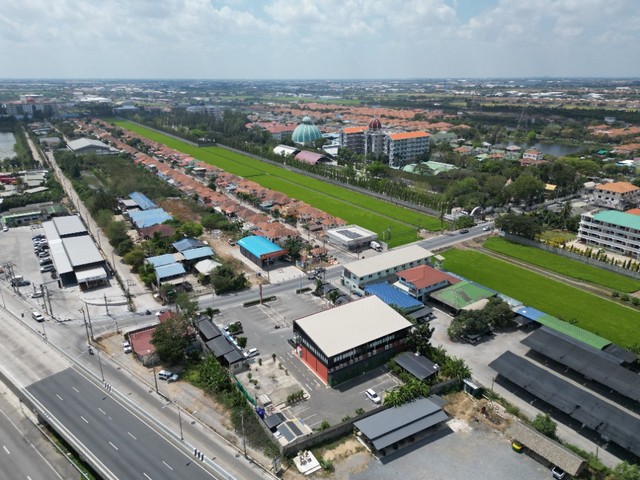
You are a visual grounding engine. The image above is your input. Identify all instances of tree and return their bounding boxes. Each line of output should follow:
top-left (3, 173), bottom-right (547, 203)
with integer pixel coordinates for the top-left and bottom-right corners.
top-left (406, 324), bottom-right (435, 357)
top-left (151, 314), bottom-right (191, 365)
top-left (607, 462), bottom-right (640, 480)
top-left (175, 292), bottom-right (198, 318)
top-left (236, 336), bottom-right (248, 349)
top-left (531, 413), bottom-right (557, 439)
top-left (107, 220), bottom-right (130, 247)
top-left (482, 298), bottom-right (514, 329)
top-left (366, 162), bottom-right (387, 178)
top-left (507, 174), bottom-right (544, 206)
top-left (495, 213), bottom-right (542, 240)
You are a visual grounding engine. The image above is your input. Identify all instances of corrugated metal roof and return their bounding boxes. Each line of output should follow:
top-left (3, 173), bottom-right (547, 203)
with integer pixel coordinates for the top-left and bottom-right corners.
top-left (67, 138), bottom-right (110, 152)
top-left (354, 397), bottom-right (447, 451)
top-left (172, 238), bottom-right (205, 252)
top-left (364, 283), bottom-right (423, 311)
top-left (63, 236), bottom-right (104, 267)
top-left (395, 352), bottom-right (439, 381)
top-left (155, 263), bottom-right (185, 280)
top-left (294, 296), bottom-right (412, 358)
top-left (146, 254), bottom-right (175, 267)
top-left (237, 235), bottom-right (285, 258)
top-left (129, 208), bottom-right (172, 228)
top-left (593, 210), bottom-right (640, 231)
top-left (182, 246), bottom-right (213, 261)
top-left (535, 313), bottom-right (611, 350)
top-left (429, 280), bottom-right (495, 310)
top-left (128, 191), bottom-right (156, 210)
top-left (52, 215), bottom-right (86, 237)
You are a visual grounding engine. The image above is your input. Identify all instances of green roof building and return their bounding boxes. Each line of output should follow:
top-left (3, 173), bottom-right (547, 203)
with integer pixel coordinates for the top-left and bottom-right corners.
top-left (578, 209), bottom-right (640, 257)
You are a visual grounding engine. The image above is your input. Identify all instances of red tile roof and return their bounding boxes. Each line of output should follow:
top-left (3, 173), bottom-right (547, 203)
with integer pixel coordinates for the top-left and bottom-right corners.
top-left (388, 131), bottom-right (430, 141)
top-left (397, 265), bottom-right (460, 290)
top-left (595, 181), bottom-right (639, 194)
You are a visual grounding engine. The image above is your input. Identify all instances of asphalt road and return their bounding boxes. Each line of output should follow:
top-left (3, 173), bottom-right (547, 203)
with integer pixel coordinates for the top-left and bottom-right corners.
top-left (26, 368), bottom-right (218, 480)
top-left (0, 393), bottom-right (70, 480)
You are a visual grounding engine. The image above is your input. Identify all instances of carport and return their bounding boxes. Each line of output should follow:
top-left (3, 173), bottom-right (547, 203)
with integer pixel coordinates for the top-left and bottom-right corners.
top-left (507, 421), bottom-right (586, 477)
top-left (394, 352), bottom-right (440, 381)
top-left (353, 396), bottom-right (448, 456)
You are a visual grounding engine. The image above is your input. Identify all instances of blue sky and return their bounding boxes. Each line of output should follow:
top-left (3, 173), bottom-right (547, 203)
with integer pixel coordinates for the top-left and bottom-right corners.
top-left (1, 0), bottom-right (639, 79)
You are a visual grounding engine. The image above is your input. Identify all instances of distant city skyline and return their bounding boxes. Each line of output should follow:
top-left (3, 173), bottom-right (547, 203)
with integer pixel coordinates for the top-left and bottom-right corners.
top-left (2, 0), bottom-right (639, 80)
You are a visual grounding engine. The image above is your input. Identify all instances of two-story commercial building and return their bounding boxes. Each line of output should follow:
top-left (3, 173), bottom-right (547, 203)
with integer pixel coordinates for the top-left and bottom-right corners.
top-left (293, 296), bottom-right (413, 386)
top-left (341, 245), bottom-right (433, 294)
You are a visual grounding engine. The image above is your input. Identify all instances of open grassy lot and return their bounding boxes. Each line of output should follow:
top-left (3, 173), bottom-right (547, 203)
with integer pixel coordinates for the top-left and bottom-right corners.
top-left (442, 249), bottom-right (640, 347)
top-left (538, 229), bottom-right (577, 242)
top-left (484, 237), bottom-right (640, 293)
top-left (115, 121), bottom-right (441, 247)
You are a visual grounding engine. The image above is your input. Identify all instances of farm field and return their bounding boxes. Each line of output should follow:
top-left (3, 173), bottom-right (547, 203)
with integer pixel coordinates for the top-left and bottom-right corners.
top-left (442, 249), bottom-right (640, 347)
top-left (484, 237), bottom-right (640, 293)
top-left (115, 121), bottom-right (440, 247)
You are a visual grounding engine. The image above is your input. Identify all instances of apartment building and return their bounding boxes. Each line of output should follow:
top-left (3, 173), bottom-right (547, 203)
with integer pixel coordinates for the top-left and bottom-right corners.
top-left (578, 210), bottom-right (640, 257)
top-left (384, 131), bottom-right (430, 168)
top-left (593, 181), bottom-right (640, 211)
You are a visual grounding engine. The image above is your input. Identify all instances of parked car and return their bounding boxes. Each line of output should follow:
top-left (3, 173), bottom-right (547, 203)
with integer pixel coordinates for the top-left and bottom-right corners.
top-left (167, 373), bottom-right (179, 383)
top-left (158, 370), bottom-right (174, 380)
top-left (31, 289), bottom-right (44, 298)
top-left (40, 265), bottom-right (54, 273)
top-left (123, 341), bottom-right (132, 354)
top-left (552, 466), bottom-right (566, 479)
top-left (244, 347), bottom-right (259, 358)
top-left (3, 225), bottom-right (8, 232)
top-left (365, 388), bottom-right (381, 404)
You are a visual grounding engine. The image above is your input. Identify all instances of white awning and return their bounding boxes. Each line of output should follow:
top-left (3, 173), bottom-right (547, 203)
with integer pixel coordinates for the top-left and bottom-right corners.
top-left (75, 266), bottom-right (107, 283)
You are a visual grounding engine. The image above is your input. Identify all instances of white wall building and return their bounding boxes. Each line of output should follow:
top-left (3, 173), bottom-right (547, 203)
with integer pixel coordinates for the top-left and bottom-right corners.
top-left (342, 245), bottom-right (433, 292)
top-left (383, 131), bottom-right (430, 168)
top-left (578, 209), bottom-right (640, 257)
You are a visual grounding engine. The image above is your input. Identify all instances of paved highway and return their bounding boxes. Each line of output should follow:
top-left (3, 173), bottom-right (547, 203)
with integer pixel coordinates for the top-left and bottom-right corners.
top-left (27, 368), bottom-right (216, 480)
top-left (0, 391), bottom-right (71, 480)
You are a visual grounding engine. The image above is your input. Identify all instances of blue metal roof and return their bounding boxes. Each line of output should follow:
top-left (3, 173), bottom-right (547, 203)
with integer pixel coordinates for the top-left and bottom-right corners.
top-left (237, 235), bottom-right (284, 258)
top-left (364, 283), bottom-right (423, 311)
top-left (155, 263), bottom-right (186, 280)
top-left (514, 306), bottom-right (546, 321)
top-left (183, 246), bottom-right (213, 261)
top-left (146, 254), bottom-right (176, 267)
top-left (172, 238), bottom-right (205, 253)
top-left (129, 192), bottom-right (156, 210)
top-left (129, 208), bottom-right (172, 229)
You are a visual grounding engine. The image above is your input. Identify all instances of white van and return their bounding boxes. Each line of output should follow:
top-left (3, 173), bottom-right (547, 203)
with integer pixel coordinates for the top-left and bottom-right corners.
top-left (244, 348), bottom-right (259, 358)
top-left (31, 311), bottom-right (44, 322)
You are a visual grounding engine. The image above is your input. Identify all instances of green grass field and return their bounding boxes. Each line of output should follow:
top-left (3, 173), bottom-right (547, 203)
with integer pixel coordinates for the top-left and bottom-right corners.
top-left (484, 237), bottom-right (640, 293)
top-left (442, 249), bottom-right (640, 347)
top-left (115, 121), bottom-right (441, 247)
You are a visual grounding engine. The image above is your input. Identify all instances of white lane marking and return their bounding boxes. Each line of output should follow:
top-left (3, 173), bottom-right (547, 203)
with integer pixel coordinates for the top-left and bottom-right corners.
top-left (143, 473), bottom-right (152, 480)
top-left (80, 416), bottom-right (88, 424)
top-left (162, 461), bottom-right (173, 471)
top-left (98, 408), bottom-right (106, 415)
top-left (2, 445), bottom-right (9, 454)
top-left (55, 394), bottom-right (63, 401)
top-left (127, 432), bottom-right (137, 440)
top-left (72, 387), bottom-right (79, 393)
top-left (108, 441), bottom-right (118, 451)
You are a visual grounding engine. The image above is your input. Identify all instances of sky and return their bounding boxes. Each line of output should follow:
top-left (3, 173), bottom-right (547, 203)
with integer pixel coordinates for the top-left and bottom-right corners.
top-left (2, 0), bottom-right (640, 80)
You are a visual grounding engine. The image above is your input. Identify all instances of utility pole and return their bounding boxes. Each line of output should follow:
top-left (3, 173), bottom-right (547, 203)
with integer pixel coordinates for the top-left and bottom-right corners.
top-left (104, 293), bottom-right (109, 315)
top-left (86, 305), bottom-right (94, 341)
top-left (40, 284), bottom-right (48, 315)
top-left (80, 308), bottom-right (90, 344)
top-left (45, 285), bottom-right (53, 318)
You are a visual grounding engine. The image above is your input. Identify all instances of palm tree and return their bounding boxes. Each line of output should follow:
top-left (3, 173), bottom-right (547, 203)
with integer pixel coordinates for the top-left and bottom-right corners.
top-left (560, 201), bottom-right (572, 230)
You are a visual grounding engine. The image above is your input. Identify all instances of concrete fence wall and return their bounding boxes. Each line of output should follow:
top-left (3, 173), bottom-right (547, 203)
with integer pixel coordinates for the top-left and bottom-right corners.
top-left (503, 233), bottom-right (640, 281)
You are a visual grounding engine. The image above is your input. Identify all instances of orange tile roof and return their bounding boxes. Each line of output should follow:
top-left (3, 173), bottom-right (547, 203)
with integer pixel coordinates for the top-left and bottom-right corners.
top-left (397, 265), bottom-right (460, 290)
top-left (342, 126), bottom-right (366, 134)
top-left (388, 131), bottom-right (430, 141)
top-left (625, 208), bottom-right (640, 216)
top-left (595, 181), bottom-right (639, 193)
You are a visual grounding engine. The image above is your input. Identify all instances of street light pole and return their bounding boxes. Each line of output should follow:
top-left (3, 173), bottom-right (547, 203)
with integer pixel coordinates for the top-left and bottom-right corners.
top-left (177, 403), bottom-right (184, 440)
top-left (96, 348), bottom-right (104, 382)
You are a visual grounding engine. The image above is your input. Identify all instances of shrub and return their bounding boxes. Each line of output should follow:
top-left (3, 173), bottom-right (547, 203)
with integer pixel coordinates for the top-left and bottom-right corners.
top-left (532, 413), bottom-right (557, 439)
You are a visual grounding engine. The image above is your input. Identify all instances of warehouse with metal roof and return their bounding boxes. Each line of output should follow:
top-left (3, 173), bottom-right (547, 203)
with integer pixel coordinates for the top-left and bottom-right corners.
top-left (128, 208), bottom-right (172, 229)
top-left (353, 396), bottom-right (448, 456)
top-left (293, 296), bottom-right (413, 386)
top-left (342, 245), bottom-right (433, 292)
top-left (325, 224), bottom-right (378, 251)
top-left (237, 235), bottom-right (287, 267)
top-left (41, 215), bottom-right (108, 289)
top-left (128, 191), bottom-right (156, 211)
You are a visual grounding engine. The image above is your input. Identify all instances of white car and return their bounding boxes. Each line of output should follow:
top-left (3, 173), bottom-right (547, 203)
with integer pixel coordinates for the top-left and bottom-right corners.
top-left (123, 341), bottom-right (132, 354)
top-left (551, 466), bottom-right (566, 479)
top-left (31, 289), bottom-right (44, 298)
top-left (482, 226), bottom-right (492, 231)
top-left (365, 388), bottom-right (381, 404)
top-left (244, 347), bottom-right (259, 358)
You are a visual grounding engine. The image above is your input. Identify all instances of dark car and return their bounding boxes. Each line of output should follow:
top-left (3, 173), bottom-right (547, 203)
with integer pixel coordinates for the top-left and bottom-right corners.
top-left (459, 229), bottom-right (470, 234)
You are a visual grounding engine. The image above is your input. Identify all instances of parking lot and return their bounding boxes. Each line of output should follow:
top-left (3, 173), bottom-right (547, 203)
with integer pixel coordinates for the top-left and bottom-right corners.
top-left (219, 291), bottom-right (401, 427)
top-left (0, 224), bottom-right (130, 323)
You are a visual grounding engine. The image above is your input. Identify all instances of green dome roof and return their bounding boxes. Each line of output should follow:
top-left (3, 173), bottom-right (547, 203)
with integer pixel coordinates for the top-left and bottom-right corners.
top-left (292, 117), bottom-right (322, 145)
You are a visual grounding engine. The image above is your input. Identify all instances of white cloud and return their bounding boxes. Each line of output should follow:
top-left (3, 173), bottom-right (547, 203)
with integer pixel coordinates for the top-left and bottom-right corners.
top-left (0, 0), bottom-right (638, 78)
